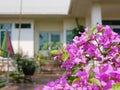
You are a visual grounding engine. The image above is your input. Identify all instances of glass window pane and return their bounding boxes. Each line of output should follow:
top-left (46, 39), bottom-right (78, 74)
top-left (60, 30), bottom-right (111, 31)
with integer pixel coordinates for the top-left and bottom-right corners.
top-left (102, 20), bottom-right (120, 25)
top-left (39, 32), bottom-right (49, 50)
top-left (113, 28), bottom-right (120, 34)
top-left (51, 32), bottom-right (60, 49)
top-left (66, 30), bottom-right (73, 44)
top-left (0, 23), bottom-right (12, 30)
top-left (15, 23), bottom-right (31, 29)
top-left (51, 32), bottom-right (60, 44)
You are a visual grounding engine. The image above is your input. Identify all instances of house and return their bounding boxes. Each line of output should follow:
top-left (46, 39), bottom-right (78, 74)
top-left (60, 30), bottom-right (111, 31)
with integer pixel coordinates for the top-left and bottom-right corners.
top-left (0, 0), bottom-right (120, 57)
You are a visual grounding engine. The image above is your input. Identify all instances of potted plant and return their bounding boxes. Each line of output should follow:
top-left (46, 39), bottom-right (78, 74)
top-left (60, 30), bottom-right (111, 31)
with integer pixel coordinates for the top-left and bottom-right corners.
top-left (11, 52), bottom-right (39, 83)
top-left (12, 52), bottom-right (37, 75)
top-left (21, 58), bottom-right (38, 76)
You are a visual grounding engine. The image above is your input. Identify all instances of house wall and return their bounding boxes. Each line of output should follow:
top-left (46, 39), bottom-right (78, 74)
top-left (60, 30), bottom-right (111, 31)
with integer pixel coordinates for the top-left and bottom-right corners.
top-left (34, 18), bottom-right (85, 54)
top-left (34, 19), bottom-right (63, 53)
top-left (63, 18), bottom-right (85, 44)
top-left (0, 18), bottom-right (85, 56)
top-left (63, 19), bottom-right (77, 44)
top-left (12, 20), bottom-right (34, 57)
top-left (0, 19), bottom-right (34, 57)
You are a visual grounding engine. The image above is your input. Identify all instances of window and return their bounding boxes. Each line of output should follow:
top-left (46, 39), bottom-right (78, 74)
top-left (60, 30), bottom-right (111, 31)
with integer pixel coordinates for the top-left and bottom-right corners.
top-left (15, 23), bottom-right (31, 29)
top-left (39, 32), bottom-right (61, 50)
top-left (102, 20), bottom-right (120, 25)
top-left (39, 32), bottom-right (49, 50)
top-left (113, 28), bottom-right (120, 34)
top-left (0, 23), bottom-right (12, 29)
top-left (102, 20), bottom-right (120, 34)
top-left (0, 23), bottom-right (12, 48)
top-left (66, 30), bottom-right (73, 44)
top-left (51, 32), bottom-right (60, 45)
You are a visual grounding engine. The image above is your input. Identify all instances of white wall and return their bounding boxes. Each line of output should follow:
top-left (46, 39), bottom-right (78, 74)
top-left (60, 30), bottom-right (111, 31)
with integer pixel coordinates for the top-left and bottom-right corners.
top-left (63, 19), bottom-right (76, 44)
top-left (34, 18), bottom-right (85, 53)
top-left (0, 19), bottom-right (34, 57)
top-left (34, 18), bottom-right (85, 51)
top-left (34, 19), bottom-right (63, 53)
top-left (85, 12), bottom-right (91, 28)
top-left (63, 19), bottom-right (85, 44)
top-left (91, 3), bottom-right (102, 27)
top-left (0, 18), bottom-right (85, 57)
top-left (12, 20), bottom-right (34, 57)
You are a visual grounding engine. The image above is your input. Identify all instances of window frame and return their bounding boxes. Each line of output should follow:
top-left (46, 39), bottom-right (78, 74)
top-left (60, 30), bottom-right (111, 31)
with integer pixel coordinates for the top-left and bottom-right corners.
top-left (39, 31), bottom-right (61, 50)
top-left (14, 23), bottom-right (31, 29)
top-left (102, 20), bottom-right (120, 34)
top-left (66, 29), bottom-right (73, 44)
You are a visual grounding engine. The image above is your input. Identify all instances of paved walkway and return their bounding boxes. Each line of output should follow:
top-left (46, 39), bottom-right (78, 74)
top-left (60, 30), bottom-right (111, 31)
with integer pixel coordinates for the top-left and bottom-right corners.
top-left (2, 73), bottom-right (62, 90)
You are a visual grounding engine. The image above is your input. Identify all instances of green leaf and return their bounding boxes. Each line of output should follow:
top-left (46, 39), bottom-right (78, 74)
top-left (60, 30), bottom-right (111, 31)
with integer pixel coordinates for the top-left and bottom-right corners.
top-left (89, 71), bottom-right (95, 79)
top-left (118, 44), bottom-right (120, 48)
top-left (72, 67), bottom-right (82, 74)
top-left (72, 78), bottom-right (80, 83)
top-left (90, 26), bottom-right (96, 32)
top-left (105, 48), bottom-right (111, 54)
top-left (67, 75), bottom-right (76, 84)
top-left (62, 47), bottom-right (66, 52)
top-left (86, 26), bottom-right (97, 39)
top-left (62, 53), bottom-right (69, 61)
top-left (50, 50), bottom-right (60, 55)
top-left (89, 78), bottom-right (102, 87)
top-left (110, 83), bottom-right (120, 90)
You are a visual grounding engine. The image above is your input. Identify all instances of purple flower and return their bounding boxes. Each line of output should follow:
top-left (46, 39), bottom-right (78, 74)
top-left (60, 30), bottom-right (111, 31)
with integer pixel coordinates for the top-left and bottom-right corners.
top-left (42, 85), bottom-right (52, 90)
top-left (97, 24), bottom-right (103, 32)
top-left (42, 25), bottom-right (120, 90)
top-left (76, 70), bottom-right (87, 77)
top-left (102, 80), bottom-right (115, 90)
top-left (34, 87), bottom-right (40, 90)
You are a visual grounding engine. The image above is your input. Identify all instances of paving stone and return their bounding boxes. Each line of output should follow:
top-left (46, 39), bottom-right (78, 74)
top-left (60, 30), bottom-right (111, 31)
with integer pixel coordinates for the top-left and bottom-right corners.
top-left (2, 73), bottom-right (62, 90)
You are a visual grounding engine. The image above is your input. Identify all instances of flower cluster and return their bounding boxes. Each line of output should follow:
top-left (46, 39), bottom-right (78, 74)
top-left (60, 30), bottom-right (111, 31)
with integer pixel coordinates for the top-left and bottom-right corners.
top-left (42, 24), bottom-right (120, 90)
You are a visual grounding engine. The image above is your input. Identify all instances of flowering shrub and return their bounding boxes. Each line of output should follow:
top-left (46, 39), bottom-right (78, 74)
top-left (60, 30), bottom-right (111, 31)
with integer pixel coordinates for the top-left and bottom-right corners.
top-left (42, 24), bottom-right (120, 90)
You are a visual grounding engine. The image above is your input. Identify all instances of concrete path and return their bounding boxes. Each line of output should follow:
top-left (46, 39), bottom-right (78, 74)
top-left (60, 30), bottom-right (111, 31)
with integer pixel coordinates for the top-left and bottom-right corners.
top-left (1, 73), bottom-right (62, 90)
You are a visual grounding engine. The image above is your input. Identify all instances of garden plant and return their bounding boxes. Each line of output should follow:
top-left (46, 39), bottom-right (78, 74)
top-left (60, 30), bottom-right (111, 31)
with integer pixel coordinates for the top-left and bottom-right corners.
top-left (42, 24), bottom-right (120, 90)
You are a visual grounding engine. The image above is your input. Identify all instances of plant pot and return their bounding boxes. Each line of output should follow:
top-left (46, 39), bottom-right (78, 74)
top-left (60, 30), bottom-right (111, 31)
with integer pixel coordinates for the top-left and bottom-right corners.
top-left (22, 66), bottom-right (35, 76)
top-left (21, 59), bottom-right (36, 76)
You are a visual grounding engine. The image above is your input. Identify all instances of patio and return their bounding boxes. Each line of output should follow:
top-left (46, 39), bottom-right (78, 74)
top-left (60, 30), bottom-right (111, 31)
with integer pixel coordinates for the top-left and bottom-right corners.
top-left (0, 56), bottom-right (64, 90)
top-left (2, 73), bottom-right (62, 90)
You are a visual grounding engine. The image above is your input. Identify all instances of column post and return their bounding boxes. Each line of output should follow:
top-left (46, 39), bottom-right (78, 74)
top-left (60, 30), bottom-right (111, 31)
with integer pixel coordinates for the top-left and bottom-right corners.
top-left (91, 2), bottom-right (102, 27)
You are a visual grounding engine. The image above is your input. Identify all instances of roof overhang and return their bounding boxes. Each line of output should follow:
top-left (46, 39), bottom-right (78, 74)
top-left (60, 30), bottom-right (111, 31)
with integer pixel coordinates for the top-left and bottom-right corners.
top-left (69, 0), bottom-right (120, 18)
top-left (0, 0), bottom-right (71, 15)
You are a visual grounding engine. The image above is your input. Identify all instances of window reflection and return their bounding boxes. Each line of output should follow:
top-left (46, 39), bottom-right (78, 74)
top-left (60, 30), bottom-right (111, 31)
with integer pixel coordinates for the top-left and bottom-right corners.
top-left (66, 30), bottom-right (73, 44)
top-left (39, 32), bottom-right (49, 50)
top-left (39, 32), bottom-right (60, 50)
top-left (0, 23), bottom-right (12, 30)
top-left (0, 23), bottom-right (12, 48)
